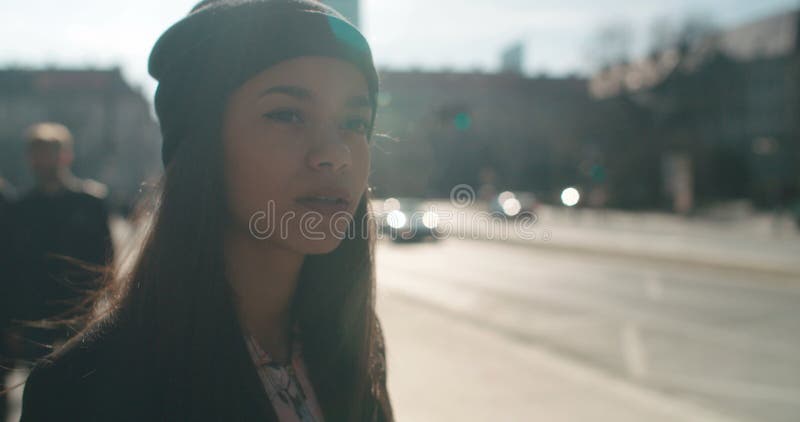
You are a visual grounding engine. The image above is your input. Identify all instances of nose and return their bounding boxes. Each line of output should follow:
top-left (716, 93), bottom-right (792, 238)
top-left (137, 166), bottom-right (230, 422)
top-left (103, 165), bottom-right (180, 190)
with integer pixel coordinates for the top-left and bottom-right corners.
top-left (306, 129), bottom-right (352, 173)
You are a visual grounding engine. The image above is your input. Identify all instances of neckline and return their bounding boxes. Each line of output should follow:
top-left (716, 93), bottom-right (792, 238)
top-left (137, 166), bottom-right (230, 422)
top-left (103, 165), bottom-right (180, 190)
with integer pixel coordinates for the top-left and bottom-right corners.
top-left (246, 323), bottom-right (301, 367)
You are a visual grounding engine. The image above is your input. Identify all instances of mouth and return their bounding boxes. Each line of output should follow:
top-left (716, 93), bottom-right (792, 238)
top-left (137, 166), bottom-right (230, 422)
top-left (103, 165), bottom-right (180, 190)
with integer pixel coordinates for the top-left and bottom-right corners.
top-left (295, 190), bottom-right (352, 215)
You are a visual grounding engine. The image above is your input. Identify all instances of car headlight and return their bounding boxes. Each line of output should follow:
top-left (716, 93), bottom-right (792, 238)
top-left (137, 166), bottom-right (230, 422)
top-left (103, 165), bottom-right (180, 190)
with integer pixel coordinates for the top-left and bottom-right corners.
top-left (387, 210), bottom-right (408, 229)
top-left (501, 198), bottom-right (521, 216)
top-left (422, 211), bottom-right (439, 228)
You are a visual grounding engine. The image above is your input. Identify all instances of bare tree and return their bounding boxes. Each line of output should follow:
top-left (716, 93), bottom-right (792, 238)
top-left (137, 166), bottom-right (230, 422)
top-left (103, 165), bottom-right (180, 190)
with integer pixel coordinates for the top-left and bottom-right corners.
top-left (649, 16), bottom-right (678, 54)
top-left (648, 13), bottom-right (718, 54)
top-left (585, 20), bottom-right (635, 70)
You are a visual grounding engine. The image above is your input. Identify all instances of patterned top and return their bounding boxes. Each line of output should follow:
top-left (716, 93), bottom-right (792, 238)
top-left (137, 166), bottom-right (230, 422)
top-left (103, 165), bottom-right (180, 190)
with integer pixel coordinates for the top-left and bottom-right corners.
top-left (244, 328), bottom-right (326, 422)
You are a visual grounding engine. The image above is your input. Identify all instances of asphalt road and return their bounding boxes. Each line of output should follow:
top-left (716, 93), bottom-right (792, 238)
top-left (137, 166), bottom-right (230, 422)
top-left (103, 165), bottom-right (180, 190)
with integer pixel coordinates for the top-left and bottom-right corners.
top-left (375, 237), bottom-right (800, 422)
top-left (4, 229), bottom-right (797, 422)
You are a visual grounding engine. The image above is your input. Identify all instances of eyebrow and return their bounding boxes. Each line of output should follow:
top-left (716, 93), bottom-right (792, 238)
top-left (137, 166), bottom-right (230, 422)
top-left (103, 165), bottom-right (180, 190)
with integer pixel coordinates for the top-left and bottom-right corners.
top-left (258, 85), bottom-right (311, 100)
top-left (258, 84), bottom-right (372, 109)
top-left (345, 95), bottom-right (372, 109)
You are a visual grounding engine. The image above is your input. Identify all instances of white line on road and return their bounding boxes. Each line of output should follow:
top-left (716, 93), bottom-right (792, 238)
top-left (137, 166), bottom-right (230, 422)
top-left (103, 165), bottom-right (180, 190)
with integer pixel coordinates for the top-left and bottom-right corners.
top-left (621, 323), bottom-right (649, 380)
top-left (381, 287), bottom-right (746, 422)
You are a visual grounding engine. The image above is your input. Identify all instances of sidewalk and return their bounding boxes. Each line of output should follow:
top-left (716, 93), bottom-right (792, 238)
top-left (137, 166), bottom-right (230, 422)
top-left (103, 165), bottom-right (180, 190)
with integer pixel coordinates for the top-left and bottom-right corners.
top-left (405, 201), bottom-right (800, 277)
top-left (377, 289), bottom-right (742, 422)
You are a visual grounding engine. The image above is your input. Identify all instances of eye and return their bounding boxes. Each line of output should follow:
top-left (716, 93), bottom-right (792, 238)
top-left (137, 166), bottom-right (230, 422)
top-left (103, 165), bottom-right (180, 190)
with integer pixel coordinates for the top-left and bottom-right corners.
top-left (263, 109), bottom-right (304, 125)
top-left (342, 116), bottom-right (371, 134)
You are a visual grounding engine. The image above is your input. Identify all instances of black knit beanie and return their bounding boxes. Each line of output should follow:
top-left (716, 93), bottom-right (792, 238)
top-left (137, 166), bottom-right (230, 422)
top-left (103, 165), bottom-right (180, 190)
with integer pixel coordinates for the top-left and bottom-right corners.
top-left (148, 0), bottom-right (379, 167)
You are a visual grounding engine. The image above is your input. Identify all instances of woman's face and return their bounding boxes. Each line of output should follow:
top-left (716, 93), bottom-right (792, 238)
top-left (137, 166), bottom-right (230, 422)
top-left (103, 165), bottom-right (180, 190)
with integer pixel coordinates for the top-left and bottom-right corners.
top-left (223, 56), bottom-right (372, 255)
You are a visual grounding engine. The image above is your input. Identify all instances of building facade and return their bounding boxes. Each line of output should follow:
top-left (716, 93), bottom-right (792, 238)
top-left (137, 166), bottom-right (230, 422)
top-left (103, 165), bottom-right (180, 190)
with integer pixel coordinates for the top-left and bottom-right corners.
top-left (368, 69), bottom-right (629, 205)
top-left (590, 10), bottom-right (800, 211)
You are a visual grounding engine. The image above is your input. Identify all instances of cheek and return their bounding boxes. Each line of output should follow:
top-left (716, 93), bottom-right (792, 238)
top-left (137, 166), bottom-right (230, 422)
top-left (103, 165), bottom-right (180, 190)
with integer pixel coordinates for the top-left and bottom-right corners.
top-left (33, 157), bottom-right (57, 170)
top-left (223, 130), bottom-right (303, 224)
top-left (352, 141), bottom-right (371, 189)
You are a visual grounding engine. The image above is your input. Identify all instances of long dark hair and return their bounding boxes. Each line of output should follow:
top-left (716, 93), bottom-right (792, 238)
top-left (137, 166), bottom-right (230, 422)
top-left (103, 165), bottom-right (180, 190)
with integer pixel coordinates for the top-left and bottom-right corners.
top-left (47, 74), bottom-right (385, 420)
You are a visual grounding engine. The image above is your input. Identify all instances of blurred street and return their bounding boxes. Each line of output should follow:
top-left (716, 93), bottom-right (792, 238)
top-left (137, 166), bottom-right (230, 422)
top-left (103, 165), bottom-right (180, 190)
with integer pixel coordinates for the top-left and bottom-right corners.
top-left (3, 1), bottom-right (800, 421)
top-left (4, 211), bottom-right (800, 422)
top-left (376, 237), bottom-right (800, 422)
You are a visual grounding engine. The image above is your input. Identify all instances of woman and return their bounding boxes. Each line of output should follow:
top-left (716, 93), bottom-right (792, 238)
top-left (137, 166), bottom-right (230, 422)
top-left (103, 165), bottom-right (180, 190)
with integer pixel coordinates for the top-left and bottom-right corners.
top-left (19, 0), bottom-right (393, 421)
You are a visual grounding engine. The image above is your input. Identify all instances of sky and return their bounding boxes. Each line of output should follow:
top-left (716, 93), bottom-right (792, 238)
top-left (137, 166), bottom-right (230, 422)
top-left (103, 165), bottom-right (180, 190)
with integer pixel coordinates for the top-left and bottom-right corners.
top-left (1, 0), bottom-right (798, 101)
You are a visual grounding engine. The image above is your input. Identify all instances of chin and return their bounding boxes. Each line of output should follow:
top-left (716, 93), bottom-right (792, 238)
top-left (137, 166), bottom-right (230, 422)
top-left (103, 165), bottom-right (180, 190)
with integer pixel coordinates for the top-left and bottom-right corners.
top-left (292, 236), bottom-right (345, 255)
top-left (287, 214), bottom-right (355, 254)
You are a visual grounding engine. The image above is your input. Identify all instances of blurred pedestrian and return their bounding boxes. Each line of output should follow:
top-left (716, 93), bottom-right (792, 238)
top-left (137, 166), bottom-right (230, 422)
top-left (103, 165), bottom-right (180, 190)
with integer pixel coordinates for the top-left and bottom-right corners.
top-left (0, 175), bottom-right (15, 422)
top-left (19, 1), bottom-right (392, 422)
top-left (6, 122), bottom-right (114, 363)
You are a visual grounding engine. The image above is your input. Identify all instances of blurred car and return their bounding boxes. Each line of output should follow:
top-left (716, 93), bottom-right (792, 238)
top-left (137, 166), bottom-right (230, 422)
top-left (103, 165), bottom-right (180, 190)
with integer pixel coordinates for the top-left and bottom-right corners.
top-left (377, 197), bottom-right (441, 242)
top-left (488, 190), bottom-right (540, 218)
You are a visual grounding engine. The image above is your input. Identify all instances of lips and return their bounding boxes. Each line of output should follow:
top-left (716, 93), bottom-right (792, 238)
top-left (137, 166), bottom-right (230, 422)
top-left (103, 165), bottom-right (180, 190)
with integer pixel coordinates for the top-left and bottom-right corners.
top-left (295, 188), bottom-right (352, 215)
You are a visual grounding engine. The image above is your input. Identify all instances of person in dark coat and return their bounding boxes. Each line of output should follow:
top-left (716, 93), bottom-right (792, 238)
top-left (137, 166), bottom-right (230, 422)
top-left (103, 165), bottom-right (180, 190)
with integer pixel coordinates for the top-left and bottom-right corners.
top-left (0, 176), bottom-right (16, 422)
top-left (7, 122), bottom-right (114, 361)
top-left (19, 1), bottom-right (393, 421)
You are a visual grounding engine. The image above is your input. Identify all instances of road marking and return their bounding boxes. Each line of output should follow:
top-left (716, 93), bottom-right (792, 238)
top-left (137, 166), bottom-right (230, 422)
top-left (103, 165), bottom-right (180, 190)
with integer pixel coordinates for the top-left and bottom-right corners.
top-left (377, 243), bottom-right (800, 359)
top-left (621, 323), bottom-right (649, 380)
top-left (644, 273), bottom-right (664, 301)
top-left (380, 284), bottom-right (745, 422)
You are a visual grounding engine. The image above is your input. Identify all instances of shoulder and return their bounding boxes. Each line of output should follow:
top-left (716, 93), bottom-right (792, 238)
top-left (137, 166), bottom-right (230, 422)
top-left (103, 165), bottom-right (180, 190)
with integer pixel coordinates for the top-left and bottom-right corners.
top-left (77, 178), bottom-right (109, 201)
top-left (63, 179), bottom-right (112, 221)
top-left (13, 179), bottom-right (108, 209)
top-left (20, 317), bottom-right (144, 421)
top-left (50, 176), bottom-right (109, 206)
top-left (67, 179), bottom-right (109, 209)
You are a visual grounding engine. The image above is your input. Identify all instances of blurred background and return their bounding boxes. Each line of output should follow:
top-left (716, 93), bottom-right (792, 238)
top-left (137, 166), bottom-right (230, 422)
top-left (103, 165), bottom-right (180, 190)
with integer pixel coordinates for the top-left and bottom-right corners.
top-left (1, 1), bottom-right (800, 421)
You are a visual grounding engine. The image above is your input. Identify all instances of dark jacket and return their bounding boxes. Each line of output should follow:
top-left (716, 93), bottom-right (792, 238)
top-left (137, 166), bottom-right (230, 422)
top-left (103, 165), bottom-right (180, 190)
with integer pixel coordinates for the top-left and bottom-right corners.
top-left (1, 189), bottom-right (12, 330)
top-left (19, 314), bottom-right (393, 421)
top-left (7, 178), bottom-right (114, 358)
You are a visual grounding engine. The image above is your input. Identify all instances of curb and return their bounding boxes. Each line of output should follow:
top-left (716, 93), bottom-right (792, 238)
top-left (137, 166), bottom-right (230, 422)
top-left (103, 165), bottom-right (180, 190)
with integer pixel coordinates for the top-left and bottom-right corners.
top-left (482, 235), bottom-right (800, 279)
